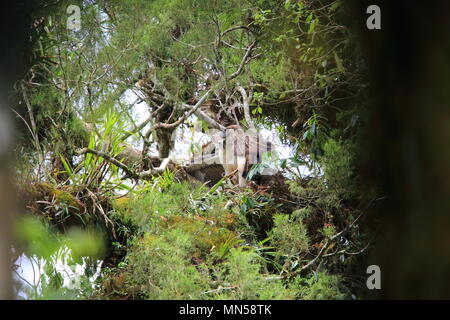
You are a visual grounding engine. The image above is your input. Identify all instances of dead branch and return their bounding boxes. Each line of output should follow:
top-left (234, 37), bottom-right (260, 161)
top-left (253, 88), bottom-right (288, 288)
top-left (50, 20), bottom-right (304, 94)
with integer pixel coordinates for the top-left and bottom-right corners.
top-left (155, 89), bottom-right (211, 129)
top-left (201, 285), bottom-right (239, 295)
top-left (187, 103), bottom-right (227, 131)
top-left (21, 82), bottom-right (45, 175)
top-left (222, 26), bottom-right (257, 82)
top-left (86, 188), bottom-right (116, 239)
top-left (138, 157), bottom-right (173, 179)
top-left (236, 86), bottom-right (255, 130)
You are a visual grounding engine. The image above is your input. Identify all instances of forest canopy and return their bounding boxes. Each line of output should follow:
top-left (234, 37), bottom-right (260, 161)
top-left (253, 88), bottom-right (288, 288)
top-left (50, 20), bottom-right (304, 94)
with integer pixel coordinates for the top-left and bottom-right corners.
top-left (5, 0), bottom-right (377, 300)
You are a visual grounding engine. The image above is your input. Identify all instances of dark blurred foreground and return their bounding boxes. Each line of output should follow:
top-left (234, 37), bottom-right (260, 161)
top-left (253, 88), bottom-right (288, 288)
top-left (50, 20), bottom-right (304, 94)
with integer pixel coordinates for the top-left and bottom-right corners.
top-left (1, 0), bottom-right (450, 299)
top-left (0, 1), bottom-right (36, 300)
top-left (354, 0), bottom-right (450, 298)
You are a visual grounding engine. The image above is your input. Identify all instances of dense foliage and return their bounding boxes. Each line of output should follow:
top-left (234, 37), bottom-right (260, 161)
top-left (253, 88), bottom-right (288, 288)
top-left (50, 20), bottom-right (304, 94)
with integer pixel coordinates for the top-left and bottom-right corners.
top-left (11, 0), bottom-right (374, 300)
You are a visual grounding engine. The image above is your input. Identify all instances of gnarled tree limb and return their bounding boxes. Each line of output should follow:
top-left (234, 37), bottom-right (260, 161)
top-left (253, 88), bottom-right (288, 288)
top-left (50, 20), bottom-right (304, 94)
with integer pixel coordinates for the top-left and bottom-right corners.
top-left (236, 86), bottom-right (255, 130)
top-left (77, 147), bottom-right (176, 180)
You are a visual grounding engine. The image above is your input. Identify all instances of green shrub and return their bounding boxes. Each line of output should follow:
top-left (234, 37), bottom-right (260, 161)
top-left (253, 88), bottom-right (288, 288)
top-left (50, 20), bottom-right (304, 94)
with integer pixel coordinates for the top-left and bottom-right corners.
top-left (291, 272), bottom-right (349, 300)
top-left (210, 248), bottom-right (293, 300)
top-left (123, 229), bottom-right (210, 299)
top-left (113, 182), bottom-right (199, 232)
top-left (269, 210), bottom-right (310, 256)
top-left (321, 138), bottom-right (357, 202)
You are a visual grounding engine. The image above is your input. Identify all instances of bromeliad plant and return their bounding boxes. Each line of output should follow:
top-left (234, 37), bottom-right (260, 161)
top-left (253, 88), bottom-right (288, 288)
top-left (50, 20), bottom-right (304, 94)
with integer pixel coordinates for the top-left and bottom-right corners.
top-left (53, 111), bottom-right (133, 235)
top-left (59, 110), bottom-right (128, 189)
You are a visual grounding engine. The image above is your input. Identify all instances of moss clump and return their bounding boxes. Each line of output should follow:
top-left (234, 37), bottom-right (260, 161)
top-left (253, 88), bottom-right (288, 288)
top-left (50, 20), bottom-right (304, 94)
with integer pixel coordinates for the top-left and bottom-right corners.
top-left (112, 197), bottom-right (130, 211)
top-left (164, 215), bottom-right (240, 260)
top-left (53, 189), bottom-right (79, 208)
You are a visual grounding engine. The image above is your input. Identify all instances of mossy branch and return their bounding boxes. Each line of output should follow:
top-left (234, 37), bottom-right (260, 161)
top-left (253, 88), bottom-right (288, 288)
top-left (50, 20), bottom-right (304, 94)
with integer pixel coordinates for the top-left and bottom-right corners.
top-left (77, 148), bottom-right (173, 179)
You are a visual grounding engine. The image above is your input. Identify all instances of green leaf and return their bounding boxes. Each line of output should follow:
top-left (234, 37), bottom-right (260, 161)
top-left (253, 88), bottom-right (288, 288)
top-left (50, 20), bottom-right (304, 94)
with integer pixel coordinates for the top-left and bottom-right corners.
top-left (85, 135), bottom-right (95, 171)
top-left (329, 1), bottom-right (342, 12)
top-left (334, 52), bottom-right (345, 73)
top-left (117, 183), bottom-right (133, 191)
top-left (308, 18), bottom-right (317, 34)
top-left (59, 154), bottom-right (73, 176)
top-left (303, 130), bottom-right (310, 141)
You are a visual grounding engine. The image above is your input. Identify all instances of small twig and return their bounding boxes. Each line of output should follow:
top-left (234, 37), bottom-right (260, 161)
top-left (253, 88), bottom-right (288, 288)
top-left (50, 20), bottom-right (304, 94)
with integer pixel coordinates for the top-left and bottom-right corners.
top-left (323, 242), bottom-right (371, 258)
top-left (21, 82), bottom-right (45, 176)
top-left (201, 285), bottom-right (239, 295)
top-left (224, 27), bottom-right (257, 81)
top-left (283, 197), bottom-right (384, 278)
top-left (86, 188), bottom-right (116, 239)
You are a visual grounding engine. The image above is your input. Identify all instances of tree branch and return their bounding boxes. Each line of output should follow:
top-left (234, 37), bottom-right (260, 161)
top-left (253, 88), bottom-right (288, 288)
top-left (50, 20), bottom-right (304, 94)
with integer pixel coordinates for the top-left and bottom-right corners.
top-left (223, 26), bottom-right (257, 81)
top-left (155, 89), bottom-right (211, 129)
top-left (77, 148), bottom-right (136, 177)
top-left (77, 147), bottom-right (175, 180)
top-left (236, 86), bottom-right (255, 130)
